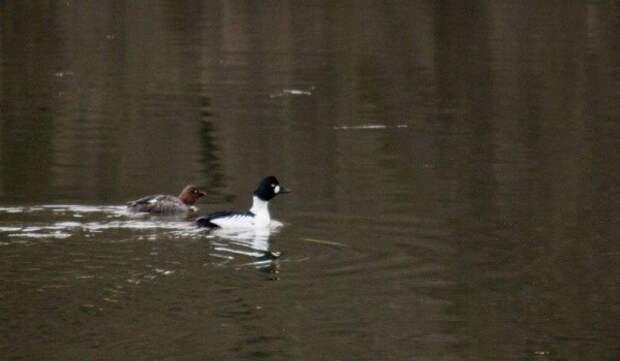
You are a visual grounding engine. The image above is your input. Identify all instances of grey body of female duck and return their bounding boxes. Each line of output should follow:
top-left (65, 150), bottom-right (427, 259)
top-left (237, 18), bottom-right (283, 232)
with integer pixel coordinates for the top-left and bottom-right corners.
top-left (127, 185), bottom-right (206, 214)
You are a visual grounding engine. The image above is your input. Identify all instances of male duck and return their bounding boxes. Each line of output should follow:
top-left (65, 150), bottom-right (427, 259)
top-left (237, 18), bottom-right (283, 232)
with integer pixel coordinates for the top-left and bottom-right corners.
top-left (196, 176), bottom-right (289, 228)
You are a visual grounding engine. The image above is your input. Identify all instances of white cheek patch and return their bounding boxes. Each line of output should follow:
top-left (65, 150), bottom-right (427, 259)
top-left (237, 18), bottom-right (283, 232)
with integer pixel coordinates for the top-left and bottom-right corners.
top-left (274, 185), bottom-right (280, 194)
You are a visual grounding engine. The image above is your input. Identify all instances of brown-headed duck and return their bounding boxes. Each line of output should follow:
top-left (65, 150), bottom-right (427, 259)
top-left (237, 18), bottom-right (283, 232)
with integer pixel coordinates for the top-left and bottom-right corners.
top-left (127, 185), bottom-right (206, 214)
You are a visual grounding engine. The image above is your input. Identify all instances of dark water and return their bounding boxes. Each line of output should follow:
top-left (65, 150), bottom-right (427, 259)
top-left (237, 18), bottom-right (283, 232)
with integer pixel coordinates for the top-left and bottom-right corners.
top-left (2, 1), bottom-right (620, 360)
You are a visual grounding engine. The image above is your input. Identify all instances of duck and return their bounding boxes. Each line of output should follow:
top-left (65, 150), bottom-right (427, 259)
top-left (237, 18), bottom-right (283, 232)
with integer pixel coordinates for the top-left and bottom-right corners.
top-left (196, 176), bottom-right (289, 229)
top-left (127, 185), bottom-right (207, 214)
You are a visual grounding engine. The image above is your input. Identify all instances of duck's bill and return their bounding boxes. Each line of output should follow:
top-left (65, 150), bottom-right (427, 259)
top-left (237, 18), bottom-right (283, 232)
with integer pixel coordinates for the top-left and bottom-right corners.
top-left (279, 186), bottom-right (291, 194)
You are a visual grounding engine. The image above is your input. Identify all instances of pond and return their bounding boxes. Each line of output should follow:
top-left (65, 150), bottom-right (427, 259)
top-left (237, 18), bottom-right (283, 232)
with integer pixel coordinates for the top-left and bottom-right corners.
top-left (1, 1), bottom-right (620, 360)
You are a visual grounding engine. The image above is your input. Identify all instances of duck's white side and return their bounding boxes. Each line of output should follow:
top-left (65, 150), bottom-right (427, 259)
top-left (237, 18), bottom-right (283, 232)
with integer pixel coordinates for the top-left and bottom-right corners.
top-left (208, 197), bottom-right (270, 229)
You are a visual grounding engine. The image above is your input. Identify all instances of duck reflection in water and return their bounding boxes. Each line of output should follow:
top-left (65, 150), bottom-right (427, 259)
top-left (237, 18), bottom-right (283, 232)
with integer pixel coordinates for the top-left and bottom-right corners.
top-left (208, 225), bottom-right (282, 277)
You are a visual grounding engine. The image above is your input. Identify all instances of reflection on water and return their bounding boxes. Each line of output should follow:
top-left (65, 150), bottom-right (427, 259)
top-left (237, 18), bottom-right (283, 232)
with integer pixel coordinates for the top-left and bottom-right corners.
top-left (2, 0), bottom-right (620, 360)
top-left (209, 225), bottom-right (280, 259)
top-left (0, 205), bottom-right (190, 239)
top-left (209, 227), bottom-right (282, 281)
top-left (0, 205), bottom-right (282, 265)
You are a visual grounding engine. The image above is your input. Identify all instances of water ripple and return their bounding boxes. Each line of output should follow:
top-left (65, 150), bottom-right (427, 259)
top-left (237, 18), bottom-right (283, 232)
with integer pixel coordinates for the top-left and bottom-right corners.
top-left (0, 204), bottom-right (198, 241)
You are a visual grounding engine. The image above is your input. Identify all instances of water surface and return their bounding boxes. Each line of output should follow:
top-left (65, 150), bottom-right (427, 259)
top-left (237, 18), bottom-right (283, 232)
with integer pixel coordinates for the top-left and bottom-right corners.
top-left (1, 1), bottom-right (620, 360)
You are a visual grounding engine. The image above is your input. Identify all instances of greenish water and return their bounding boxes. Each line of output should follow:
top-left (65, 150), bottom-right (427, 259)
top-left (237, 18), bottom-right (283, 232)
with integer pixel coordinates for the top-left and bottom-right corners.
top-left (1, 1), bottom-right (620, 360)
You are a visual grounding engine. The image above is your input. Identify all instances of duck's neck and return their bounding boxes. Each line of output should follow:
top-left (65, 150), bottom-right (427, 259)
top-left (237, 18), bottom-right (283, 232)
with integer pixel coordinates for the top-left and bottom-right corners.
top-left (250, 196), bottom-right (271, 226)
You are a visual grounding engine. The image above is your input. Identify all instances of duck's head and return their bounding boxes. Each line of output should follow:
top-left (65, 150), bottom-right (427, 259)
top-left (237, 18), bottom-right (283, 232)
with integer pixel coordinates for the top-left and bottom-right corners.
top-left (179, 185), bottom-right (207, 205)
top-left (254, 176), bottom-right (290, 201)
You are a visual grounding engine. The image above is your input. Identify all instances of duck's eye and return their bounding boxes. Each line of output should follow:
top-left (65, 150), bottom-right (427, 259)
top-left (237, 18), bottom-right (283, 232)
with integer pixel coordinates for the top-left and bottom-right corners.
top-left (192, 189), bottom-right (198, 194)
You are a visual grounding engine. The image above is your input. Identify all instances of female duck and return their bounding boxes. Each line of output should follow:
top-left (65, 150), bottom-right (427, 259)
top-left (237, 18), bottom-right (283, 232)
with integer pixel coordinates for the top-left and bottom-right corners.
top-left (127, 185), bottom-right (206, 214)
